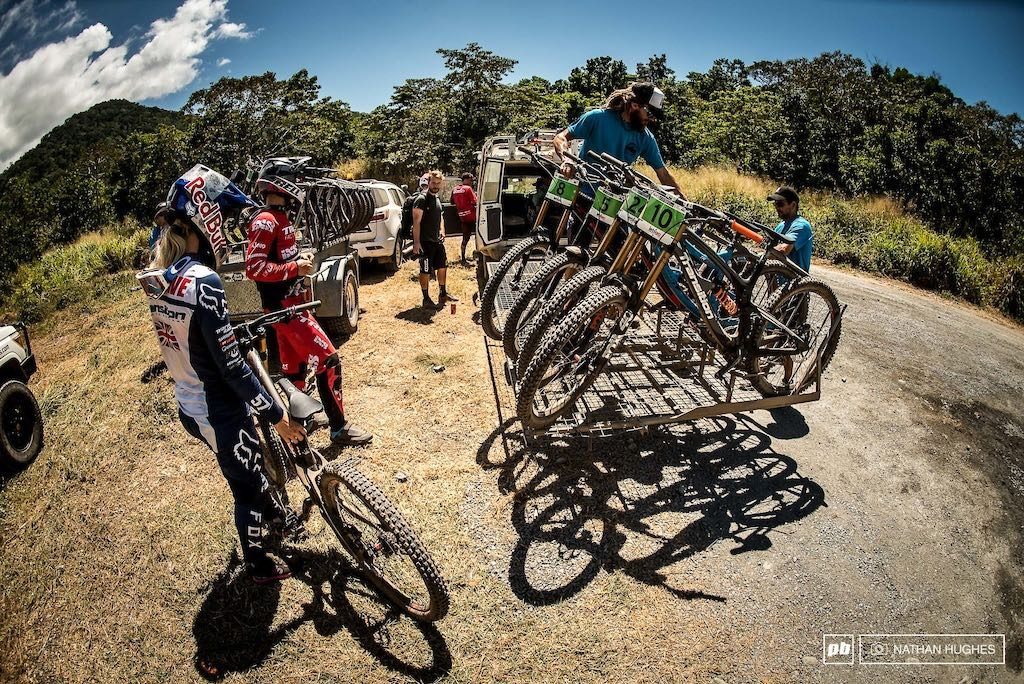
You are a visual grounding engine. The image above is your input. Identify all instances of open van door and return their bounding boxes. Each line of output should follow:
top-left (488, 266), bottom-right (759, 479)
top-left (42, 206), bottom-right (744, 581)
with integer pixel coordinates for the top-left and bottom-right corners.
top-left (476, 157), bottom-right (504, 247)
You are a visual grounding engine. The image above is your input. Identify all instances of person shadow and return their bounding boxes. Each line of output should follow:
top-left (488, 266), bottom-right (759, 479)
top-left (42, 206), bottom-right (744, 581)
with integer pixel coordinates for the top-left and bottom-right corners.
top-left (192, 548), bottom-right (451, 681)
top-left (395, 306), bottom-right (441, 324)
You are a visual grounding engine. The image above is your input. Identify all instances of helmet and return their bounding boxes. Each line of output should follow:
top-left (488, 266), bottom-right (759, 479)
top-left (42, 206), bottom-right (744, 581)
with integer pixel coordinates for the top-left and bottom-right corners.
top-left (256, 175), bottom-right (305, 209)
top-left (166, 164), bottom-right (255, 269)
top-left (631, 82), bottom-right (665, 118)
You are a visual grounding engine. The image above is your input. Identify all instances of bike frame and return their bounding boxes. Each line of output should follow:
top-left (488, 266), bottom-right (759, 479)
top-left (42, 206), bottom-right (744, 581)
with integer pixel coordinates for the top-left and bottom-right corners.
top-left (232, 304), bottom-right (382, 561)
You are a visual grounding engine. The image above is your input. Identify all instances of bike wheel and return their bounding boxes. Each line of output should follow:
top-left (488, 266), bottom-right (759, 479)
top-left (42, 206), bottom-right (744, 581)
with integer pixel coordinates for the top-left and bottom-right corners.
top-left (318, 461), bottom-right (449, 622)
top-left (502, 250), bottom-right (586, 361)
top-left (515, 265), bottom-right (606, 374)
top-left (256, 417), bottom-right (293, 497)
top-left (748, 277), bottom-right (842, 396)
top-left (516, 285), bottom-right (629, 430)
top-left (479, 233), bottom-right (551, 340)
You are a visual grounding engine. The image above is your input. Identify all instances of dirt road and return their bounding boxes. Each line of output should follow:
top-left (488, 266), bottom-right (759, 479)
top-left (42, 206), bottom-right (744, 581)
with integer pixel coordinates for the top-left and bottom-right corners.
top-left (1, 248), bottom-right (1022, 683)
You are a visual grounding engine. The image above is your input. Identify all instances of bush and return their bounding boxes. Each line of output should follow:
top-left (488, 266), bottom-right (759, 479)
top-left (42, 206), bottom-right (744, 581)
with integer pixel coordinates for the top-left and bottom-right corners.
top-left (991, 255), bottom-right (1024, 320)
top-left (2, 224), bottom-right (149, 323)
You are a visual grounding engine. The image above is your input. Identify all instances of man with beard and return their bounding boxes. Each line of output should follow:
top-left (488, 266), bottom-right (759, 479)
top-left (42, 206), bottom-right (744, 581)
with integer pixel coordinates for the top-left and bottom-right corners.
top-left (412, 170), bottom-right (456, 309)
top-left (553, 81), bottom-right (684, 198)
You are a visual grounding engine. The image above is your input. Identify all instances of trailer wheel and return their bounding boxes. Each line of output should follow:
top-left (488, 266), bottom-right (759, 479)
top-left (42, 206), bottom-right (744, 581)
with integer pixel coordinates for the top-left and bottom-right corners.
top-left (0, 379), bottom-right (44, 474)
top-left (318, 269), bottom-right (360, 339)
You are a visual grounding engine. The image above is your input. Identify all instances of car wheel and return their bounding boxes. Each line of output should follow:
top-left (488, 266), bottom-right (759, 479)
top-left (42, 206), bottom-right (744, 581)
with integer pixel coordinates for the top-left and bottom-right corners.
top-left (0, 379), bottom-right (44, 474)
top-left (386, 236), bottom-right (403, 273)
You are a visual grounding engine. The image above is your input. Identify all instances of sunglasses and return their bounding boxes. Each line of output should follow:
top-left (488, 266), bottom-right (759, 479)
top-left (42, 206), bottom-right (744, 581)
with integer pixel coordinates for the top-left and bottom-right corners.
top-left (640, 105), bottom-right (658, 119)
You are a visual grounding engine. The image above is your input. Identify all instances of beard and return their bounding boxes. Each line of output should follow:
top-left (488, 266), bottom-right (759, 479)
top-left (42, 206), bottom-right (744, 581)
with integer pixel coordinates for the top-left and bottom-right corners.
top-left (628, 109), bottom-right (646, 131)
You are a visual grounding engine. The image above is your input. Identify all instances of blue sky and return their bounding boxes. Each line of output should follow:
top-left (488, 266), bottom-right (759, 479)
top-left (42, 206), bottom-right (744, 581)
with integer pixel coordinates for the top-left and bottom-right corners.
top-left (1, 0), bottom-right (1022, 168)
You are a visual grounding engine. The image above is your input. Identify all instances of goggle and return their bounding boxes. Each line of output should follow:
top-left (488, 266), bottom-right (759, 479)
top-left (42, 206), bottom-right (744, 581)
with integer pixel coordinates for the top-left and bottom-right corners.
top-left (137, 269), bottom-right (170, 299)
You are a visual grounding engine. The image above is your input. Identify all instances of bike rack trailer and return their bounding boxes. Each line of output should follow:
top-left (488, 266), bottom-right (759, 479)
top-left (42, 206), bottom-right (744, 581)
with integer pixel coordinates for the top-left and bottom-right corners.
top-left (483, 258), bottom-right (845, 439)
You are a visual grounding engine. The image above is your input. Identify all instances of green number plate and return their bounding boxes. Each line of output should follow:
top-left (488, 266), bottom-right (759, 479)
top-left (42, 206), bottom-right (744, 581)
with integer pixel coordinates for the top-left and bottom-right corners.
top-left (635, 196), bottom-right (687, 245)
top-left (587, 188), bottom-right (625, 224)
top-left (618, 189), bottom-right (650, 225)
top-left (545, 175), bottom-right (579, 207)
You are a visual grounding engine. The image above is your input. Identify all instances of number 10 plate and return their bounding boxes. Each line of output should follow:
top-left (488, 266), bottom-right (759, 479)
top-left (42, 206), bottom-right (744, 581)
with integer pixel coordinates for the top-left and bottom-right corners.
top-left (635, 196), bottom-right (687, 245)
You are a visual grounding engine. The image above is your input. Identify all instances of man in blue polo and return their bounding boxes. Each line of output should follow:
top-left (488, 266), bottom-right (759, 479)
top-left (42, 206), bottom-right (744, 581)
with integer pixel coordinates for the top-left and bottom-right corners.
top-left (553, 81), bottom-right (685, 197)
top-left (767, 186), bottom-right (813, 272)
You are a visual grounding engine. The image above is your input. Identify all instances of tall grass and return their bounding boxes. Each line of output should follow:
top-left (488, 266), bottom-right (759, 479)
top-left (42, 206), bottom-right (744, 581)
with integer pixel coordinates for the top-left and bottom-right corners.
top-left (1, 218), bottom-right (150, 323)
top-left (666, 165), bottom-right (1023, 322)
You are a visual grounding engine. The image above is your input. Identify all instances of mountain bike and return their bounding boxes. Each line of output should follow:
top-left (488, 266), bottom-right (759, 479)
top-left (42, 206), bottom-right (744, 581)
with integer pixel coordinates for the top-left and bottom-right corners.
top-left (516, 169), bottom-right (841, 430)
top-left (478, 147), bottom-right (604, 340)
top-left (237, 302), bottom-right (449, 621)
top-left (500, 149), bottom-right (631, 362)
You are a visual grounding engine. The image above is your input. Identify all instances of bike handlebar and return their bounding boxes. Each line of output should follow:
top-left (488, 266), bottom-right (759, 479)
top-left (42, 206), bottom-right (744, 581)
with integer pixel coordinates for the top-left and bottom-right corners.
top-left (236, 300), bottom-right (322, 339)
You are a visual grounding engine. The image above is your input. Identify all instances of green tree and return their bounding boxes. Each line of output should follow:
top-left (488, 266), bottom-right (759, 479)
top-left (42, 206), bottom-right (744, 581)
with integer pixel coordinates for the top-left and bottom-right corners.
top-left (184, 70), bottom-right (357, 173)
top-left (566, 56), bottom-right (628, 98)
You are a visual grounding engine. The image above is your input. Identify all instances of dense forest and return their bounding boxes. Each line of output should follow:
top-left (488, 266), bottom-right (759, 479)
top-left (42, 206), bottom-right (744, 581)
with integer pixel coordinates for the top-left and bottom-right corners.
top-left (1, 44), bottom-right (1021, 308)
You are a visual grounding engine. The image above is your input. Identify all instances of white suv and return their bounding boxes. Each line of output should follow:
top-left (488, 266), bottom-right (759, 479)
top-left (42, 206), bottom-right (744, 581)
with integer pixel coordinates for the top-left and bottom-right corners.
top-left (349, 180), bottom-right (407, 272)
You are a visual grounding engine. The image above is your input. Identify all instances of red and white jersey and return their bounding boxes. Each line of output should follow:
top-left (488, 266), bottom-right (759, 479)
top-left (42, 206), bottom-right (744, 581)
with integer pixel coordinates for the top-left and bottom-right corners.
top-left (244, 208), bottom-right (307, 309)
top-left (451, 184), bottom-right (478, 222)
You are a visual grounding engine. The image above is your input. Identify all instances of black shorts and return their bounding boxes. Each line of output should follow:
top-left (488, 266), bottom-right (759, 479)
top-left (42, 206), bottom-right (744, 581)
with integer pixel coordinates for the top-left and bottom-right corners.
top-left (418, 240), bottom-right (446, 275)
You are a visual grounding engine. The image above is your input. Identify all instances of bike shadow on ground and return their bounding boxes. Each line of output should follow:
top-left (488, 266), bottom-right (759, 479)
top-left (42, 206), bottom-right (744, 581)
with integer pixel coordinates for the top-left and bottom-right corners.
top-left (476, 416), bottom-right (825, 607)
top-left (192, 547), bottom-right (451, 682)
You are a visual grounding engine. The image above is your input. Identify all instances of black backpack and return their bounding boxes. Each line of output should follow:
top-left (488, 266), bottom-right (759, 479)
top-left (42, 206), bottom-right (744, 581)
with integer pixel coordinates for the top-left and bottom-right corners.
top-left (400, 192), bottom-right (421, 240)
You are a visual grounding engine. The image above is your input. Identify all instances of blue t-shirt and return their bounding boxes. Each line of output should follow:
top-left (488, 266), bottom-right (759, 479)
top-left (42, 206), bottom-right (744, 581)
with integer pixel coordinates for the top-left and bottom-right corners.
top-left (567, 108), bottom-right (665, 170)
top-left (775, 216), bottom-right (813, 272)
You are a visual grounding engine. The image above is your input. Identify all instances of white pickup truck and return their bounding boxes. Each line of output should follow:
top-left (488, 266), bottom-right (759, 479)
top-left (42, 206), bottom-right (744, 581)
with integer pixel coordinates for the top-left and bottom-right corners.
top-left (0, 322), bottom-right (43, 473)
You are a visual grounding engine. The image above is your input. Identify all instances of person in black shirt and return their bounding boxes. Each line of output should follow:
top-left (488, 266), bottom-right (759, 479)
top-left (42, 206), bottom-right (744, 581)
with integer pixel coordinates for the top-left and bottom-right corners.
top-left (412, 170), bottom-right (457, 309)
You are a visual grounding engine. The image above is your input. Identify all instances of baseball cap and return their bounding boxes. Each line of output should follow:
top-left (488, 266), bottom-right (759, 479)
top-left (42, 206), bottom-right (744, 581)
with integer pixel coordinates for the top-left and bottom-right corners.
top-left (767, 186), bottom-right (799, 204)
top-left (632, 82), bottom-right (665, 117)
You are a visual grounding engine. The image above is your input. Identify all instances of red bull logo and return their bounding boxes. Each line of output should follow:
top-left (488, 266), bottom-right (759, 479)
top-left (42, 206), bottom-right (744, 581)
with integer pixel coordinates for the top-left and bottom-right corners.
top-left (184, 175), bottom-right (227, 253)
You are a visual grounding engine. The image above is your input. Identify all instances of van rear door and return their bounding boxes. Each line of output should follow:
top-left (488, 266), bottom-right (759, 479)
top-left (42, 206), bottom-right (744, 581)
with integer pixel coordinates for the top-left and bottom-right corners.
top-left (477, 157), bottom-right (504, 246)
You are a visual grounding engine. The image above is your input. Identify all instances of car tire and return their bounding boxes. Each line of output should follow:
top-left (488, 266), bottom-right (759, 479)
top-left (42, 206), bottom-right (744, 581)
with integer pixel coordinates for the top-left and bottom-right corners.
top-left (0, 379), bottom-right (44, 474)
top-left (385, 236), bottom-right (403, 273)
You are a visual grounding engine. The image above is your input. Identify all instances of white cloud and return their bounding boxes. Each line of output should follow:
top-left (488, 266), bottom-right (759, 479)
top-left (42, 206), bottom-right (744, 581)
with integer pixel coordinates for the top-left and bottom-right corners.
top-left (217, 57), bottom-right (231, 67)
top-left (0, 0), bottom-right (252, 170)
top-left (213, 21), bottom-right (251, 39)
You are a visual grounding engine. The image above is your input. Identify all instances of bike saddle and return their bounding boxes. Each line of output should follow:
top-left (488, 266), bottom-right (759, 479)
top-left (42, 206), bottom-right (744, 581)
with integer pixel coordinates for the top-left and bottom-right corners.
top-left (760, 227), bottom-right (795, 246)
top-left (276, 378), bottom-right (323, 421)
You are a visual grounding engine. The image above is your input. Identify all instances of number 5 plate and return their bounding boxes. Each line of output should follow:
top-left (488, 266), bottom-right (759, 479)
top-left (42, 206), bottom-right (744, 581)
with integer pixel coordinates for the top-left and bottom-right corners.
top-left (635, 196), bottom-right (687, 245)
top-left (545, 175), bottom-right (579, 207)
top-left (587, 187), bottom-right (625, 224)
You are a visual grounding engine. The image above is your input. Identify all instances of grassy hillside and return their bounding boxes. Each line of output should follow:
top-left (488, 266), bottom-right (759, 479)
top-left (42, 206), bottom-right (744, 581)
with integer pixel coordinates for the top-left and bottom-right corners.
top-left (665, 165), bottom-right (1024, 322)
top-left (0, 100), bottom-right (185, 184)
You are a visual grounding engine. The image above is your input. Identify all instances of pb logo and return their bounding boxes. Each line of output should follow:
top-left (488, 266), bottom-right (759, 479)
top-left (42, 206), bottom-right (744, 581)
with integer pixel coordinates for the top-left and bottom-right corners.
top-left (823, 634), bottom-right (855, 665)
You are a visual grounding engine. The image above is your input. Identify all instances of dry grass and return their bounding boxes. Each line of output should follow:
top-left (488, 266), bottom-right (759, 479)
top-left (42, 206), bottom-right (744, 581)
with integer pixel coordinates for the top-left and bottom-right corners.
top-left (1, 243), bottom-right (818, 683)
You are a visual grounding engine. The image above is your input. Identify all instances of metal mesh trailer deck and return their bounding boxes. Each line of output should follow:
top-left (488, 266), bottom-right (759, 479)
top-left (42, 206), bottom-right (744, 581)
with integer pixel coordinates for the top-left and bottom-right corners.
top-left (484, 259), bottom-right (836, 438)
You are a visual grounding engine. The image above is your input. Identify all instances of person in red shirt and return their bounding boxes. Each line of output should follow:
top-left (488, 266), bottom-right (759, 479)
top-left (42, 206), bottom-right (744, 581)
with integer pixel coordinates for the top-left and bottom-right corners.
top-left (450, 172), bottom-right (478, 266)
top-left (245, 175), bottom-right (372, 447)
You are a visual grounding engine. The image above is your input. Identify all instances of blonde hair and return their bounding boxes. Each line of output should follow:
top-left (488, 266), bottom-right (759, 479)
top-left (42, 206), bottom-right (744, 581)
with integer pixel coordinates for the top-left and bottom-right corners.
top-left (427, 170), bottom-right (443, 181)
top-left (150, 222), bottom-right (189, 270)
